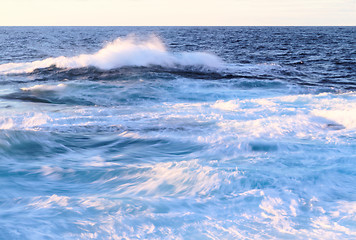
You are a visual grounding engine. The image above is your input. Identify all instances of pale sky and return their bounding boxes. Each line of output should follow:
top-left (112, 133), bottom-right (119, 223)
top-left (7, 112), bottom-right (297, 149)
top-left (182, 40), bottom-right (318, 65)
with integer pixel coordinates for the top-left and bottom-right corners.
top-left (1, 0), bottom-right (355, 26)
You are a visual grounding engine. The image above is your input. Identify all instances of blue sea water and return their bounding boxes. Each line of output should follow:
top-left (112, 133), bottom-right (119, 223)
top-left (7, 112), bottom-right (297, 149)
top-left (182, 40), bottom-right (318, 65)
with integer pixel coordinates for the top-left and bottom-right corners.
top-left (0, 26), bottom-right (355, 239)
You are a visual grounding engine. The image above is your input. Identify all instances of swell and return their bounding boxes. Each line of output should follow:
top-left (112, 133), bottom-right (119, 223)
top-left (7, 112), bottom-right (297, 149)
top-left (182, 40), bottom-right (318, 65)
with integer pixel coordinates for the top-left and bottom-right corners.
top-left (0, 34), bottom-right (354, 91)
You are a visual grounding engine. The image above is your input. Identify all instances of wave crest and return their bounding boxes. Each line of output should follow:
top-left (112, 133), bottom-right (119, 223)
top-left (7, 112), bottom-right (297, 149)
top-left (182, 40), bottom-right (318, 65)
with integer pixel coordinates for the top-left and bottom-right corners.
top-left (0, 35), bottom-right (224, 75)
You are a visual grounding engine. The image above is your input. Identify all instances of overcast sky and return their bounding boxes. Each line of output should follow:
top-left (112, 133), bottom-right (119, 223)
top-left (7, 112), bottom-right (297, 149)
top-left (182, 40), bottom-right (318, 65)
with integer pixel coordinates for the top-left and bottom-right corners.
top-left (1, 0), bottom-right (355, 26)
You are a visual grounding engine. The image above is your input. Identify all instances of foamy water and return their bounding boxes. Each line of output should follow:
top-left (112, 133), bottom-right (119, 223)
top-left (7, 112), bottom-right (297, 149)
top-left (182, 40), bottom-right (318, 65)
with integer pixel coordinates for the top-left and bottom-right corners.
top-left (0, 26), bottom-right (355, 239)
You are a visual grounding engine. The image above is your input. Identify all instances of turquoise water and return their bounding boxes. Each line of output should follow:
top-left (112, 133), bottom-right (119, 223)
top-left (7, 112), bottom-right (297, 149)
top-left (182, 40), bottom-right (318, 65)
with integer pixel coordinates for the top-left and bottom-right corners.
top-left (0, 27), bottom-right (355, 239)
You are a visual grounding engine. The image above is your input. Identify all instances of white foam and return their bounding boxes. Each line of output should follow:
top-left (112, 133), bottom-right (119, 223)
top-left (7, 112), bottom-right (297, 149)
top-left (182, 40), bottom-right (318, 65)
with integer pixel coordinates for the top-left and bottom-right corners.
top-left (0, 91), bottom-right (354, 149)
top-left (259, 196), bottom-right (297, 234)
top-left (21, 113), bottom-right (51, 129)
top-left (0, 118), bottom-right (14, 129)
top-left (115, 160), bottom-right (220, 197)
top-left (29, 194), bottom-right (70, 209)
top-left (311, 103), bottom-right (356, 130)
top-left (21, 83), bottom-right (67, 92)
top-left (211, 99), bottom-right (240, 111)
top-left (0, 36), bottom-right (224, 74)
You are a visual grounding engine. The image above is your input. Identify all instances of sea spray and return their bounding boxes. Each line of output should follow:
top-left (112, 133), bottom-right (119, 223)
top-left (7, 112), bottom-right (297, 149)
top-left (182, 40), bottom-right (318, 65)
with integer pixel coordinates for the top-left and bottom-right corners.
top-left (0, 35), bottom-right (224, 74)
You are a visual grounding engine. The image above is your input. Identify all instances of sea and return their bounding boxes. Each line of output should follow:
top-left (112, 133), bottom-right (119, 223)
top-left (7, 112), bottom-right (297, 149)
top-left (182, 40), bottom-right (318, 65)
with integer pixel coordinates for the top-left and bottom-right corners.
top-left (0, 26), bottom-right (355, 239)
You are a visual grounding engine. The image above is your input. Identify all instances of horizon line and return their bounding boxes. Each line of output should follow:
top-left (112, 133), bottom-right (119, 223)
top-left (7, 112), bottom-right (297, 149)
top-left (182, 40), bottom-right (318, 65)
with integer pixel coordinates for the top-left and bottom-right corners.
top-left (1, 25), bottom-right (355, 27)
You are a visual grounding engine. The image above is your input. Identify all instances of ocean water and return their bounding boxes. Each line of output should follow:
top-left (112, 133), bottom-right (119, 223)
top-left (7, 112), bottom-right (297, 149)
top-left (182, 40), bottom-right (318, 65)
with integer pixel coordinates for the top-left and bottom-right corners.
top-left (0, 26), bottom-right (355, 239)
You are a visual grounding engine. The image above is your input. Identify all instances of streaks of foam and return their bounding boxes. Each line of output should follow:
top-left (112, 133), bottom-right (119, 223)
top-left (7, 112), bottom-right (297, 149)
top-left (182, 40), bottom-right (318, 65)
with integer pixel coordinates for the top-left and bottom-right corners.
top-left (20, 83), bottom-right (67, 92)
top-left (114, 159), bottom-right (220, 198)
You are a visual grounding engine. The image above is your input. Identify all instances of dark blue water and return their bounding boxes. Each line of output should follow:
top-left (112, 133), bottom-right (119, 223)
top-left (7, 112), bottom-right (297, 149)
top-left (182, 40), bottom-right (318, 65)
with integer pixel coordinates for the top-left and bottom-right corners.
top-left (0, 27), bottom-right (355, 239)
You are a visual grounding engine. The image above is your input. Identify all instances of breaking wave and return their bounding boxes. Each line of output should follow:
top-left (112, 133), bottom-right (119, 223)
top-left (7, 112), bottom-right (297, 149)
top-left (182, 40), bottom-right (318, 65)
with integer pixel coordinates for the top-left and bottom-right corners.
top-left (0, 36), bottom-right (224, 75)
